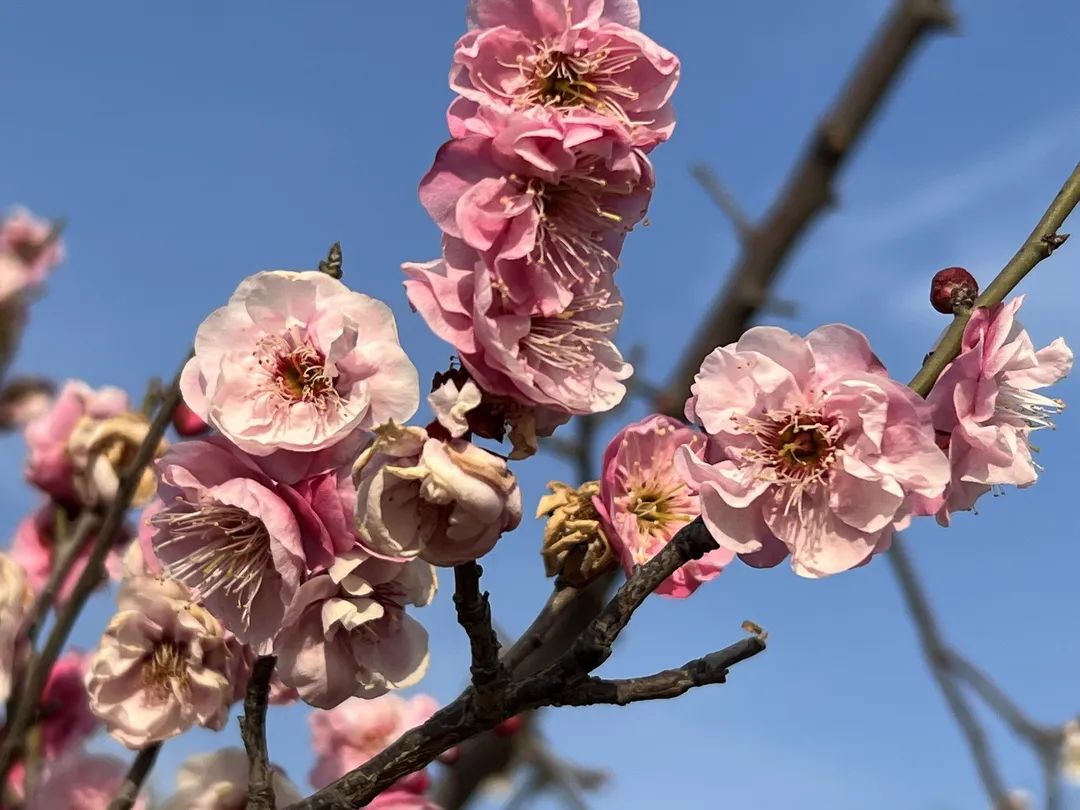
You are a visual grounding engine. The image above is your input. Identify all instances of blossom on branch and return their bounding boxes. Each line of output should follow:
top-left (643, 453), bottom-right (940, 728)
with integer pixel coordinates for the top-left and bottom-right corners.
top-left (26, 751), bottom-right (147, 810)
top-left (160, 748), bottom-right (303, 810)
top-left (680, 325), bottom-right (950, 577)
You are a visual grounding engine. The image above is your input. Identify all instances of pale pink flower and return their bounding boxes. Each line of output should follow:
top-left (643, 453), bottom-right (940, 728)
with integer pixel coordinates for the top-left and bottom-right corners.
top-left (24, 379), bottom-right (128, 505)
top-left (309, 693), bottom-right (440, 791)
top-left (595, 414), bottom-right (733, 597)
top-left (38, 651), bottom-right (99, 759)
top-left (0, 552), bottom-right (32, 703)
top-left (26, 751), bottom-right (147, 810)
top-left (679, 325), bottom-right (950, 578)
top-left (10, 503), bottom-right (128, 603)
top-left (354, 423), bottom-right (522, 566)
top-left (180, 270), bottom-right (419, 456)
top-left (926, 297), bottom-right (1072, 524)
top-left (160, 748), bottom-right (303, 810)
top-left (149, 437), bottom-right (359, 650)
top-left (85, 576), bottom-right (233, 748)
top-left (404, 242), bottom-right (630, 419)
top-left (421, 108), bottom-right (651, 315)
top-left (274, 550), bottom-right (435, 709)
top-left (451, 0), bottom-right (678, 150)
top-left (428, 377), bottom-right (483, 439)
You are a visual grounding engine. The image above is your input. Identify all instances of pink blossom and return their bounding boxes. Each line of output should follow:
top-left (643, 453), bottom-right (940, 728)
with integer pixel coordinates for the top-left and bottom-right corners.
top-left (38, 651), bottom-right (98, 759)
top-left (926, 297), bottom-right (1072, 524)
top-left (595, 414), bottom-right (733, 597)
top-left (0, 552), bottom-right (32, 703)
top-left (452, 0), bottom-right (678, 150)
top-left (679, 325), bottom-right (950, 578)
top-left (26, 751), bottom-right (147, 810)
top-left (149, 437), bottom-right (359, 650)
top-left (367, 791), bottom-right (443, 810)
top-left (428, 377), bottom-right (483, 439)
top-left (421, 108), bottom-right (652, 315)
top-left (309, 693), bottom-right (440, 792)
top-left (354, 424), bottom-right (522, 566)
top-left (10, 503), bottom-right (127, 603)
top-left (274, 550), bottom-right (435, 709)
top-left (85, 576), bottom-right (234, 748)
top-left (0, 207), bottom-right (64, 282)
top-left (160, 748), bottom-right (303, 810)
top-left (404, 242), bottom-right (630, 419)
top-left (180, 270), bottom-right (419, 456)
top-left (24, 379), bottom-right (128, 505)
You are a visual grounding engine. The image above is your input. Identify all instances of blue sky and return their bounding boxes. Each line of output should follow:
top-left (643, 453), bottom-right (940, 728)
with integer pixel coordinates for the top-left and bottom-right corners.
top-left (2, 1), bottom-right (1079, 808)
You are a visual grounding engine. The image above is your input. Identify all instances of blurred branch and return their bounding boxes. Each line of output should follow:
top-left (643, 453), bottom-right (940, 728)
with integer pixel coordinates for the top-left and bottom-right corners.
top-left (662, 0), bottom-right (957, 415)
top-left (23, 510), bottom-right (100, 647)
top-left (690, 163), bottom-right (755, 244)
top-left (107, 743), bottom-right (161, 810)
top-left (241, 655), bottom-right (278, 810)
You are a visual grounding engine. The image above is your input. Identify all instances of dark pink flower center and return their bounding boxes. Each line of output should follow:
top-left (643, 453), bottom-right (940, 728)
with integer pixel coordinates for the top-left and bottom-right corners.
top-left (521, 41), bottom-right (640, 122)
top-left (737, 408), bottom-right (840, 507)
top-left (257, 333), bottom-right (339, 407)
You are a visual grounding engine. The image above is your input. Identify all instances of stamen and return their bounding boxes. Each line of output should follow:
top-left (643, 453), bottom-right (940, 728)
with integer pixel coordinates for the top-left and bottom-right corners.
top-left (142, 641), bottom-right (188, 699)
top-left (255, 329), bottom-right (340, 409)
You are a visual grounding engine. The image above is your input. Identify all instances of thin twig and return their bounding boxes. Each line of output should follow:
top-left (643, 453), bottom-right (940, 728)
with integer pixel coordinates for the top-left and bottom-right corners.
top-left (0, 364), bottom-right (184, 787)
top-left (23, 511), bottom-right (100, 646)
top-left (453, 562), bottom-right (505, 710)
top-left (107, 743), bottom-right (161, 810)
top-left (241, 655), bottom-right (278, 810)
top-left (691, 163), bottom-right (756, 243)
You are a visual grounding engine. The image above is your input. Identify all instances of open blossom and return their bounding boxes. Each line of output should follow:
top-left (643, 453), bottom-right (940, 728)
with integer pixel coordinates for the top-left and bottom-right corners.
top-left (149, 437), bottom-right (359, 650)
top-left (161, 748), bottom-right (303, 810)
top-left (450, 0), bottom-right (679, 150)
top-left (405, 243), bottom-right (630, 419)
top-left (274, 550), bottom-right (435, 709)
top-left (354, 423), bottom-right (522, 566)
top-left (27, 751), bottom-right (147, 810)
top-left (309, 694), bottom-right (439, 792)
top-left (421, 107), bottom-right (652, 314)
top-left (0, 552), bottom-right (32, 703)
top-left (180, 270), bottom-right (419, 456)
top-left (24, 379), bottom-right (128, 505)
top-left (85, 576), bottom-right (233, 748)
top-left (679, 325), bottom-right (950, 578)
top-left (596, 414), bottom-right (733, 597)
top-left (926, 297), bottom-right (1072, 524)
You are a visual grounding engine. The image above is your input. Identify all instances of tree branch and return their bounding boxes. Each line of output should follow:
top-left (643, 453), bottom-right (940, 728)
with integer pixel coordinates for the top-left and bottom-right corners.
top-left (691, 163), bottom-right (756, 243)
top-left (23, 510), bottom-right (100, 646)
top-left (107, 743), bottom-right (161, 810)
top-left (0, 364), bottom-right (185, 787)
top-left (241, 655), bottom-right (278, 810)
top-left (452, 562), bottom-right (505, 710)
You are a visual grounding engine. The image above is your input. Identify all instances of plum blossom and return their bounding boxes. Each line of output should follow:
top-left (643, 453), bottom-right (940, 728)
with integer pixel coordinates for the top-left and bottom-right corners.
top-left (274, 550), bottom-right (435, 709)
top-left (0, 552), bottom-right (32, 703)
top-left (24, 379), bottom-right (128, 505)
top-left (309, 694), bottom-right (440, 792)
top-left (160, 748), bottom-right (303, 810)
top-left (404, 244), bottom-right (630, 421)
top-left (37, 651), bottom-right (99, 759)
top-left (354, 422), bottom-right (522, 566)
top-left (925, 297), bottom-right (1072, 524)
top-left (0, 207), bottom-right (63, 308)
top-left (421, 108), bottom-right (652, 314)
top-left (450, 0), bottom-right (679, 150)
top-left (67, 411), bottom-right (167, 507)
top-left (679, 325), bottom-right (950, 578)
top-left (596, 414), bottom-right (733, 597)
top-left (180, 271), bottom-right (419, 456)
top-left (26, 751), bottom-right (147, 810)
top-left (85, 576), bottom-right (234, 748)
top-left (149, 437), bottom-right (359, 649)
top-left (428, 376), bottom-right (483, 438)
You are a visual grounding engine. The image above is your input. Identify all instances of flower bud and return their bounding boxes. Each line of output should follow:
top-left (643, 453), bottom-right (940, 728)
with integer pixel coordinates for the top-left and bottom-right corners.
top-left (493, 714), bottom-right (525, 738)
top-left (537, 481), bottom-right (616, 586)
top-left (930, 266), bottom-right (978, 314)
top-left (171, 400), bottom-right (210, 437)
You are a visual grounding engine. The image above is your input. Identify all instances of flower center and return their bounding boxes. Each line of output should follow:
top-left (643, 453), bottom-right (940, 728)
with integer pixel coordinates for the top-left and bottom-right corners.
top-left (151, 501), bottom-right (271, 624)
top-left (257, 332), bottom-right (339, 407)
top-left (521, 288), bottom-right (619, 374)
top-left (520, 43), bottom-right (639, 122)
top-left (142, 640), bottom-right (188, 699)
top-left (736, 408), bottom-right (840, 510)
top-left (627, 483), bottom-right (694, 537)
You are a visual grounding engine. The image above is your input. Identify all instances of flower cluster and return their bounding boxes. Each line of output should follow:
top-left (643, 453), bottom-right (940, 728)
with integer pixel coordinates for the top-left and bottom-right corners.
top-left (404, 0), bottom-right (678, 455)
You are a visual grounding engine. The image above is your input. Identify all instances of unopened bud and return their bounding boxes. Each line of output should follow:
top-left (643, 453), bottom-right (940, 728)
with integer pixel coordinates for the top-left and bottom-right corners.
top-left (930, 266), bottom-right (978, 314)
top-left (493, 714), bottom-right (524, 738)
top-left (537, 481), bottom-right (616, 586)
top-left (172, 401), bottom-right (210, 437)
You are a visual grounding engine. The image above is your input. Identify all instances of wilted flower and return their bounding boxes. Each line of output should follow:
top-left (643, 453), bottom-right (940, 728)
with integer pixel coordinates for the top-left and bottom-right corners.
top-left (180, 270), bottom-right (419, 456)
top-left (680, 325), bottom-right (950, 577)
top-left (925, 297), bottom-right (1072, 524)
top-left (274, 550), bottom-right (435, 709)
top-left (26, 751), bottom-right (147, 810)
top-left (309, 694), bottom-right (440, 792)
top-left (160, 748), bottom-right (303, 810)
top-left (149, 437), bottom-right (358, 650)
top-left (596, 414), bottom-right (733, 597)
top-left (85, 576), bottom-right (233, 748)
top-left (67, 411), bottom-right (167, 507)
top-left (354, 423), bottom-right (522, 566)
top-left (24, 379), bottom-right (128, 505)
top-left (450, 0), bottom-right (679, 150)
top-left (537, 480), bottom-right (615, 586)
top-left (428, 376), bottom-right (483, 439)
top-left (0, 552), bottom-right (32, 703)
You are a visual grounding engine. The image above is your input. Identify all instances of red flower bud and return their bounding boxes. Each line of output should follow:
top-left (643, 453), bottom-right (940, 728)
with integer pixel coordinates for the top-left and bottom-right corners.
top-left (494, 714), bottom-right (524, 738)
top-left (171, 401), bottom-right (210, 437)
top-left (930, 267), bottom-right (979, 314)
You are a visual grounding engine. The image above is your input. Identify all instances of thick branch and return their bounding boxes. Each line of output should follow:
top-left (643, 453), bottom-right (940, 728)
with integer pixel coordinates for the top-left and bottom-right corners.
top-left (241, 655), bottom-right (278, 810)
top-left (107, 744), bottom-right (161, 810)
top-left (0, 365), bottom-right (184, 786)
top-left (663, 0), bottom-right (956, 414)
top-left (452, 562), bottom-right (505, 709)
top-left (499, 583), bottom-right (582, 675)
